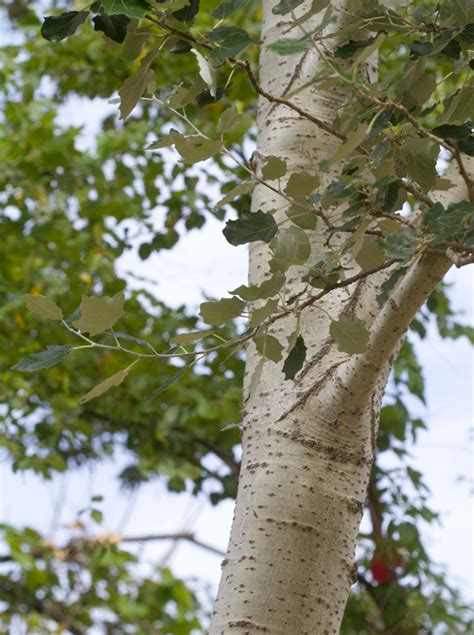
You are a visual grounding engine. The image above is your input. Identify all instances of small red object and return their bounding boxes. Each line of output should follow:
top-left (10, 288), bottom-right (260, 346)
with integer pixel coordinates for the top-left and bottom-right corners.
top-left (370, 555), bottom-right (393, 584)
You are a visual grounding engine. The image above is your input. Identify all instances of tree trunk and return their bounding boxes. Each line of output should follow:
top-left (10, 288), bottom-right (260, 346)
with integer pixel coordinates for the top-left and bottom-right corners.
top-left (209, 2), bottom-right (471, 633)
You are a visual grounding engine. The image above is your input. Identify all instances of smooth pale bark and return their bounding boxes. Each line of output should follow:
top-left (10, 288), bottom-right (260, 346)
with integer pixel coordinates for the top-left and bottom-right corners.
top-left (209, 2), bottom-right (472, 633)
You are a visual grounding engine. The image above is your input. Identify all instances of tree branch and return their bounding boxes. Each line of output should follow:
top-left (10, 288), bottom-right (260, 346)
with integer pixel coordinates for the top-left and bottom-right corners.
top-left (122, 532), bottom-right (225, 557)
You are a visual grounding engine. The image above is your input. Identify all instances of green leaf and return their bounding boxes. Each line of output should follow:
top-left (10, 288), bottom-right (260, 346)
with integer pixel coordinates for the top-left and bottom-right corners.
top-left (254, 332), bottom-right (283, 362)
top-left (199, 297), bottom-right (245, 324)
top-left (191, 49), bottom-right (216, 98)
top-left (152, 0), bottom-right (189, 13)
top-left (442, 88), bottom-right (474, 125)
top-left (73, 292), bottom-right (125, 336)
top-left (334, 37), bottom-right (376, 59)
top-left (331, 123), bottom-right (368, 163)
top-left (267, 37), bottom-right (311, 55)
top-left (92, 14), bottom-right (130, 43)
top-left (41, 11), bottom-right (89, 42)
top-left (249, 299), bottom-right (279, 328)
top-left (217, 104), bottom-right (239, 133)
top-left (146, 129), bottom-right (181, 150)
top-left (330, 316), bottom-right (369, 354)
top-left (174, 135), bottom-right (222, 163)
top-left (353, 236), bottom-right (386, 270)
top-left (79, 367), bottom-right (132, 404)
top-left (396, 59), bottom-right (436, 109)
top-left (21, 294), bottom-right (63, 320)
top-left (101, 0), bottom-right (149, 18)
top-left (231, 272), bottom-right (286, 301)
top-left (408, 40), bottom-right (433, 58)
top-left (285, 171), bottom-right (319, 198)
top-left (12, 345), bottom-right (72, 372)
top-left (223, 210), bottom-right (278, 246)
top-left (262, 156), bottom-right (287, 180)
top-left (208, 26), bottom-right (256, 63)
top-left (270, 226), bottom-right (311, 269)
top-left (118, 65), bottom-right (155, 120)
top-left (431, 123), bottom-right (471, 140)
top-left (272, 0), bottom-right (305, 15)
top-left (172, 0), bottom-right (199, 22)
top-left (170, 330), bottom-right (213, 345)
top-left (216, 181), bottom-right (255, 207)
top-left (282, 335), bottom-right (306, 379)
top-left (446, 0), bottom-right (474, 25)
top-left (148, 365), bottom-right (189, 399)
top-left (246, 359), bottom-right (264, 401)
top-left (212, 0), bottom-right (248, 19)
top-left (285, 204), bottom-right (317, 230)
top-left (382, 227), bottom-right (418, 260)
top-left (91, 509), bottom-right (104, 524)
top-left (402, 138), bottom-right (437, 191)
top-left (460, 23), bottom-right (474, 43)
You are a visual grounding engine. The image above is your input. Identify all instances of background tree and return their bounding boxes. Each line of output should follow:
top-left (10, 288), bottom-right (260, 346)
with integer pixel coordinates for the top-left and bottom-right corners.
top-left (0, 0), bottom-right (473, 632)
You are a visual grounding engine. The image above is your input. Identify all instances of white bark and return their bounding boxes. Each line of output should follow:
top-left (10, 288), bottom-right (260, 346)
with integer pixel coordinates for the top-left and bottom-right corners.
top-left (209, 2), bottom-right (472, 633)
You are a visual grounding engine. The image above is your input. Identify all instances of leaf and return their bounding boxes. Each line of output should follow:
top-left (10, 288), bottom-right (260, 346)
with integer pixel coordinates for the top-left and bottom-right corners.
top-left (289, 0), bottom-right (330, 30)
top-left (174, 135), bottom-right (222, 163)
top-left (91, 509), bottom-right (104, 524)
top-left (446, 0), bottom-right (474, 25)
top-left (330, 316), bottom-right (369, 354)
top-left (254, 332), bottom-right (284, 362)
top-left (172, 0), bottom-right (199, 22)
top-left (223, 210), bottom-right (278, 246)
top-left (146, 129), bottom-right (181, 150)
top-left (250, 299), bottom-right (279, 328)
top-left (262, 156), bottom-right (287, 180)
top-left (396, 59), bottom-right (436, 109)
top-left (442, 88), bottom-right (474, 125)
top-left (148, 365), bottom-right (190, 400)
top-left (270, 226), bottom-right (311, 269)
top-left (431, 123), bottom-right (471, 140)
top-left (208, 26), bottom-right (256, 63)
top-left (285, 204), bottom-right (317, 230)
top-left (41, 11), bottom-right (89, 42)
top-left (285, 171), bottom-right (319, 198)
top-left (170, 330), bottom-right (213, 344)
top-left (353, 236), bottom-right (386, 270)
top-left (246, 359), bottom-right (264, 401)
top-left (217, 104), bottom-right (240, 133)
top-left (92, 14), bottom-right (130, 43)
top-left (272, 0), bottom-right (305, 14)
top-left (231, 272), bottom-right (285, 301)
top-left (212, 0), bottom-right (248, 19)
top-left (267, 37), bottom-right (311, 55)
top-left (73, 292), bottom-right (125, 336)
top-left (334, 37), bottom-right (377, 59)
top-left (408, 41), bottom-right (433, 58)
top-left (331, 123), bottom-right (368, 163)
top-left (79, 367), bottom-right (132, 404)
top-left (101, 0), bottom-right (149, 18)
top-left (12, 345), bottom-right (72, 372)
top-left (199, 297), bottom-right (245, 325)
top-left (119, 66), bottom-right (155, 119)
top-left (21, 294), bottom-right (63, 320)
top-left (282, 335), bottom-right (306, 379)
top-left (402, 138), bottom-right (437, 190)
top-left (215, 181), bottom-right (255, 207)
top-left (191, 49), bottom-right (216, 97)
top-left (153, 0), bottom-right (190, 12)
top-left (381, 227), bottom-right (418, 260)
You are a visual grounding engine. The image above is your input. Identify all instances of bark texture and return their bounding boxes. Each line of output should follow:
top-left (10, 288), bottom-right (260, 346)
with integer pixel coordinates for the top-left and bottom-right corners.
top-left (209, 2), bottom-right (472, 633)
